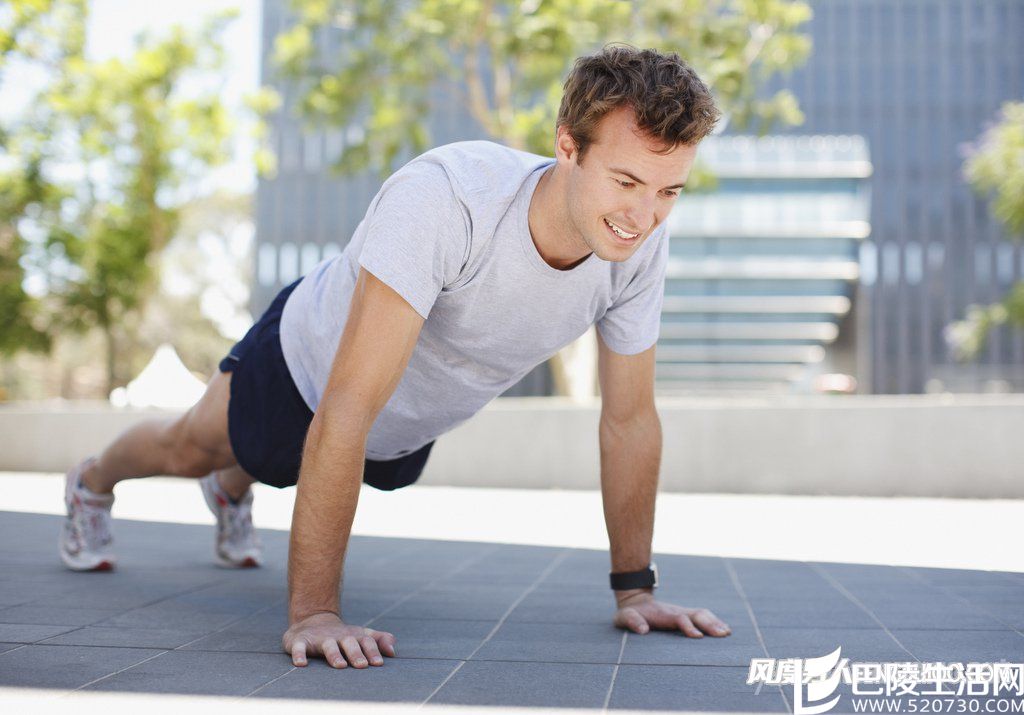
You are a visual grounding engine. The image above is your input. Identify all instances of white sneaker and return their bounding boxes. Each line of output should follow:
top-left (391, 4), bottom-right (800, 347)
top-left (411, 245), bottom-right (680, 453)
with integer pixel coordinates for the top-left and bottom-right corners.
top-left (200, 472), bottom-right (262, 568)
top-left (60, 457), bottom-right (117, 571)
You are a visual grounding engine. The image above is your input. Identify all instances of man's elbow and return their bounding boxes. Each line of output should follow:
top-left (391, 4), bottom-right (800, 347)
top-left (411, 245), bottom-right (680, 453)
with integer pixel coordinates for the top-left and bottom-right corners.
top-left (599, 404), bottom-right (661, 442)
top-left (306, 392), bottom-right (379, 455)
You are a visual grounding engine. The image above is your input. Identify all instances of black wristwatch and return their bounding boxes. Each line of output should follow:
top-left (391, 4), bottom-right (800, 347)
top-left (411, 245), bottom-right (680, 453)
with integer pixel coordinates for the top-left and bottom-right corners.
top-left (609, 562), bottom-right (658, 591)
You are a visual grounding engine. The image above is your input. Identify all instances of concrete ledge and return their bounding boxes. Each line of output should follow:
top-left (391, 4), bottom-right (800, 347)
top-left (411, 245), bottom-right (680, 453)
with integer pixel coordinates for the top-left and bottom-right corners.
top-left (2, 396), bottom-right (1022, 497)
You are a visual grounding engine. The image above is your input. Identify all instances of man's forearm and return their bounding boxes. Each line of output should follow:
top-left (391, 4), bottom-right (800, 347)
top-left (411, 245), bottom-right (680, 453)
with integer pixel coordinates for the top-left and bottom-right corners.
top-left (599, 408), bottom-right (662, 599)
top-left (287, 408), bottom-right (366, 624)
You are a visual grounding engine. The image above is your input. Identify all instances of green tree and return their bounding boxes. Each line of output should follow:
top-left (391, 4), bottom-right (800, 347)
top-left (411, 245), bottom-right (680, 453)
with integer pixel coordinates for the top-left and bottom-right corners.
top-left (0, 1), bottom-right (236, 393)
top-left (263, 0), bottom-right (811, 177)
top-left (0, 0), bottom-right (87, 357)
top-left (946, 102), bottom-right (1024, 361)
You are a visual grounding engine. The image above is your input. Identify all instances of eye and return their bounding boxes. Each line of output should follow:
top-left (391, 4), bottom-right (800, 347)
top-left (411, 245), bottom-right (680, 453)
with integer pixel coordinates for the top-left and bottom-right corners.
top-left (615, 179), bottom-right (635, 188)
top-left (662, 190), bottom-right (680, 198)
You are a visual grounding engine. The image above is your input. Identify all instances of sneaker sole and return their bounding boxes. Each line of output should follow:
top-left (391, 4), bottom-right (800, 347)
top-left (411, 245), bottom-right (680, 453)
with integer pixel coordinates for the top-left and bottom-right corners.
top-left (214, 554), bottom-right (261, 569)
top-left (59, 544), bottom-right (116, 572)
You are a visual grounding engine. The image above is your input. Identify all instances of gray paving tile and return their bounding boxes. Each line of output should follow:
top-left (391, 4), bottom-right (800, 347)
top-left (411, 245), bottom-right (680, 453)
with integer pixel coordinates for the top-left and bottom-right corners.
top-left (358, 617), bottom-right (494, 660)
top-left (29, 582), bottom-right (191, 610)
top-left (472, 621), bottom-right (624, 664)
top-left (443, 546), bottom-right (563, 584)
top-left (608, 664), bottom-right (789, 711)
top-left (0, 644), bottom-right (161, 689)
top-left (95, 603), bottom-right (251, 631)
top-left (82, 650), bottom-right (293, 695)
top-left (341, 589), bottom-right (417, 624)
top-left (429, 660), bottom-right (614, 708)
top-left (761, 627), bottom-right (913, 662)
top-left (812, 563), bottom-right (919, 582)
top-left (0, 623), bottom-right (81, 643)
top-left (506, 588), bottom-right (620, 624)
top-left (621, 626), bottom-right (765, 666)
top-left (382, 584), bottom-right (527, 621)
top-left (891, 629), bottom-right (1024, 662)
top-left (904, 567), bottom-right (1021, 588)
top-left (747, 599), bottom-right (879, 628)
top-left (0, 604), bottom-right (121, 626)
top-left (39, 625), bottom-right (210, 649)
top-left (180, 625), bottom-right (284, 654)
top-left (968, 603), bottom-right (1024, 630)
top-left (253, 657), bottom-right (460, 702)
top-left (865, 600), bottom-right (1009, 630)
top-left (4, 509), bottom-right (1020, 707)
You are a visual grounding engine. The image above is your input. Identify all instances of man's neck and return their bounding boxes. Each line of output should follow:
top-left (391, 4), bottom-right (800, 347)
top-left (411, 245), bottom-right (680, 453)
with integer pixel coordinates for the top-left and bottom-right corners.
top-left (528, 164), bottom-right (592, 271)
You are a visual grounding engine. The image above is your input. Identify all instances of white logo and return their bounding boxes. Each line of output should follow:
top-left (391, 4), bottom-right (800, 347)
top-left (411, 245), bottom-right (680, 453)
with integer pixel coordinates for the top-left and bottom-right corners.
top-left (747, 647), bottom-right (845, 714)
top-left (748, 650), bottom-right (1024, 714)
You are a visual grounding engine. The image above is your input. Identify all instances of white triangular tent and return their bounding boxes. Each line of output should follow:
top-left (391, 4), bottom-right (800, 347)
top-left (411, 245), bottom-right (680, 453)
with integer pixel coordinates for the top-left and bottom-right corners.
top-left (109, 344), bottom-right (206, 410)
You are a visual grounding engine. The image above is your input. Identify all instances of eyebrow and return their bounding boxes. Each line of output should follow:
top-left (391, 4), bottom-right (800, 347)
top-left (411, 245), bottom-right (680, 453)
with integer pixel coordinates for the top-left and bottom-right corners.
top-left (610, 167), bottom-right (686, 191)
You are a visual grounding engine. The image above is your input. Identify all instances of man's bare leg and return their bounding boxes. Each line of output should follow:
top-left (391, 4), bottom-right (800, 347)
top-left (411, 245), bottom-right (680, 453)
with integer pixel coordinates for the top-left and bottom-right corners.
top-left (62, 369), bottom-right (264, 570)
top-left (216, 463), bottom-right (258, 501)
top-left (81, 369), bottom-right (237, 494)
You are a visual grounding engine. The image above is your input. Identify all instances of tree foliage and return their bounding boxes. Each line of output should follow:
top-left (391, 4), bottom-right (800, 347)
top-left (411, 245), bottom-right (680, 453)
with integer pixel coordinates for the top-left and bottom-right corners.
top-left (0, 0), bottom-right (235, 392)
top-left (946, 102), bottom-right (1024, 361)
top-left (0, 0), bottom-right (86, 357)
top-left (263, 0), bottom-right (812, 177)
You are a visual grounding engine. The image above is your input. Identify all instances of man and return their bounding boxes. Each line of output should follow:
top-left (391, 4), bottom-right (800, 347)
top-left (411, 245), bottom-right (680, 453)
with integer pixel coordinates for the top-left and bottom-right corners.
top-left (60, 45), bottom-right (732, 669)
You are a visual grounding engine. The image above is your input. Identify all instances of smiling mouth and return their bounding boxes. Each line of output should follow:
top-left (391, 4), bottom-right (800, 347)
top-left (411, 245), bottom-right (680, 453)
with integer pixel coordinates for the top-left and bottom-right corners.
top-left (604, 218), bottom-right (640, 241)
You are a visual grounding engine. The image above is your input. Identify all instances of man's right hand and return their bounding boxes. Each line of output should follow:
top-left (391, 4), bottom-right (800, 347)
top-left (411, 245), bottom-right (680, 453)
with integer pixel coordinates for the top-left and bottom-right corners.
top-left (283, 612), bottom-right (397, 668)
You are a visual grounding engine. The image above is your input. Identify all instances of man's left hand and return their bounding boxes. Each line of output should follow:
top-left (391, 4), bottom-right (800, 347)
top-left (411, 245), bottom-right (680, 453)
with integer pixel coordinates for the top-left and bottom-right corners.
top-left (614, 591), bottom-right (731, 638)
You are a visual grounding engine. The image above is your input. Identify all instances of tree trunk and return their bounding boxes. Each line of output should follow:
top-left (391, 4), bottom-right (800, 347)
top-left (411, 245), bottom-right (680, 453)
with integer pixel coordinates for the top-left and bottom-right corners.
top-left (103, 323), bottom-right (117, 397)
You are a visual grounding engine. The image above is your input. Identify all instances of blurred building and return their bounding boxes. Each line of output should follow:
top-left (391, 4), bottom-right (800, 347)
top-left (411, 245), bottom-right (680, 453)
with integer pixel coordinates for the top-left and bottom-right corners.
top-left (253, 0), bottom-right (1024, 395)
top-left (757, 0), bottom-right (1024, 393)
top-left (658, 135), bottom-right (871, 394)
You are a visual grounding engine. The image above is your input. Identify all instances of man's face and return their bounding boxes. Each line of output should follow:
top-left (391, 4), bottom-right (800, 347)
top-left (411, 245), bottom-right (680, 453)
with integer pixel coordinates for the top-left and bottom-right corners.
top-left (555, 105), bottom-right (698, 263)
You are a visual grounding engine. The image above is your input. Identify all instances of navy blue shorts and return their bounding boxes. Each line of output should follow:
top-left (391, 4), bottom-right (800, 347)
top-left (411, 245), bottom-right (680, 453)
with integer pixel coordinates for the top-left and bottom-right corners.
top-left (218, 278), bottom-right (434, 490)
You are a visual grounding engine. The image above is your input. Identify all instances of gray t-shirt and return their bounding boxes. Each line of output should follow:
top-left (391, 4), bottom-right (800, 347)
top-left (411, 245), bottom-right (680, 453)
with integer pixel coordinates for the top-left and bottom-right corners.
top-left (279, 141), bottom-right (668, 460)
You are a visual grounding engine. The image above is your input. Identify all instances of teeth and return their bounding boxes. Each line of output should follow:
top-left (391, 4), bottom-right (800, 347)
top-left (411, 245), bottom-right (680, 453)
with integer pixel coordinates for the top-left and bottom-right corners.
top-left (602, 218), bottom-right (634, 237)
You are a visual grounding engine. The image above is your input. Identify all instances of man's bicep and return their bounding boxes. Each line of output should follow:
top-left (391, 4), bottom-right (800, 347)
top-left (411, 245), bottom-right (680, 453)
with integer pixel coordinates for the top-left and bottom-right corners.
top-left (597, 330), bottom-right (657, 423)
top-left (319, 268), bottom-right (425, 431)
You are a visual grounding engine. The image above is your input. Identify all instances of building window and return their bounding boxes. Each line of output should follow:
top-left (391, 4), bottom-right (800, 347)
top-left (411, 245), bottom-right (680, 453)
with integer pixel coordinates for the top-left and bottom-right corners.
top-left (300, 242), bottom-right (321, 274)
top-left (279, 242), bottom-right (299, 284)
top-left (905, 241), bottom-right (923, 285)
top-left (257, 244), bottom-right (277, 287)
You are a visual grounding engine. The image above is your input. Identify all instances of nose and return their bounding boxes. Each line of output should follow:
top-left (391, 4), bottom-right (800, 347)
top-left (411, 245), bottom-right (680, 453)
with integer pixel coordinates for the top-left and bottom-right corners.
top-left (623, 193), bottom-right (659, 233)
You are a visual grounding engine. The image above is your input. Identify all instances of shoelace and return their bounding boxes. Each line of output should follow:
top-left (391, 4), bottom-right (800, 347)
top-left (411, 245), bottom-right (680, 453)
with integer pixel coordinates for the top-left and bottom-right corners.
top-left (80, 503), bottom-right (112, 548)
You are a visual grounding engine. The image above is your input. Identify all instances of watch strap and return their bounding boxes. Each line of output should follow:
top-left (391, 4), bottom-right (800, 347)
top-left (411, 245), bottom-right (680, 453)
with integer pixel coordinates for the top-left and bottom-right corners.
top-left (609, 562), bottom-right (658, 590)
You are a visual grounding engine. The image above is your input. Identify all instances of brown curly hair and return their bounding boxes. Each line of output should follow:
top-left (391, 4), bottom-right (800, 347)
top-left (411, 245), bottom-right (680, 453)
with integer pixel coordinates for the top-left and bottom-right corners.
top-left (557, 44), bottom-right (721, 161)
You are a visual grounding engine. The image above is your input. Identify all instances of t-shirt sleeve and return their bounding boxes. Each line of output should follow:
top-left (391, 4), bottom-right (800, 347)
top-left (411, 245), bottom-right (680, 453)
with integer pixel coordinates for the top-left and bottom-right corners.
top-left (595, 226), bottom-right (669, 355)
top-left (356, 161), bottom-right (470, 320)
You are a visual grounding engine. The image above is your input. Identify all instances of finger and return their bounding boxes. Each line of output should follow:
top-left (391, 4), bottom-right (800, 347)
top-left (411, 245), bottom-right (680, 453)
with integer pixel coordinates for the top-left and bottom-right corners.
top-left (340, 635), bottom-right (368, 668)
top-left (676, 614), bottom-right (704, 638)
top-left (321, 639), bottom-right (347, 669)
top-left (615, 607), bottom-right (650, 635)
top-left (290, 640), bottom-right (308, 667)
top-left (369, 629), bottom-right (397, 657)
top-left (692, 609), bottom-right (732, 637)
top-left (359, 635), bottom-right (384, 666)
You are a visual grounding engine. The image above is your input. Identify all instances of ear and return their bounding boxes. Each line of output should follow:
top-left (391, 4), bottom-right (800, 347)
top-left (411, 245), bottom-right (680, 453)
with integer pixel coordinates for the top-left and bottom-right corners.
top-left (554, 125), bottom-right (579, 164)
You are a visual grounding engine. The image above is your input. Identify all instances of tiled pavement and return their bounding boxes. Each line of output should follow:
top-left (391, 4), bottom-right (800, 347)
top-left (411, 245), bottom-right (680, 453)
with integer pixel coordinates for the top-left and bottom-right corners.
top-left (1, 510), bottom-right (1022, 712)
